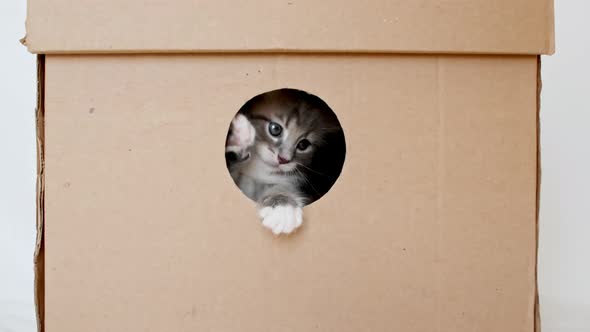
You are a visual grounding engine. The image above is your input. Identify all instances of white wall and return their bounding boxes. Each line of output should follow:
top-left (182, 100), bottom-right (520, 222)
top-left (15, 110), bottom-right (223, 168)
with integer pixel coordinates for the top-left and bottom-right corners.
top-left (538, 1), bottom-right (590, 331)
top-left (0, 1), bottom-right (588, 331)
top-left (0, 1), bottom-right (38, 332)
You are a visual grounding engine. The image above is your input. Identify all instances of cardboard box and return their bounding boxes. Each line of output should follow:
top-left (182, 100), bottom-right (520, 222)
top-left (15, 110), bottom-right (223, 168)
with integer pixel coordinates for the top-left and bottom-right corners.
top-left (25, 1), bottom-right (554, 331)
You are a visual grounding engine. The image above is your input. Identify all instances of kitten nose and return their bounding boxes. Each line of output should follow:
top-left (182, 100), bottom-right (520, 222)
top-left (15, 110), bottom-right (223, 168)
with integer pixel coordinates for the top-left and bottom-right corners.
top-left (278, 155), bottom-right (291, 164)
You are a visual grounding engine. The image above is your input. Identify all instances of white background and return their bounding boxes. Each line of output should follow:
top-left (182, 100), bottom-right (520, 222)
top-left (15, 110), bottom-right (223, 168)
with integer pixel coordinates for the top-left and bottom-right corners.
top-left (0, 1), bottom-right (588, 331)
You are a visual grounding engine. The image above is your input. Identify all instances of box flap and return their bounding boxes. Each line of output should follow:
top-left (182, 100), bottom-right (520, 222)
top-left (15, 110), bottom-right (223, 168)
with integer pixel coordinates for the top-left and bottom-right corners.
top-left (25, 0), bottom-right (554, 55)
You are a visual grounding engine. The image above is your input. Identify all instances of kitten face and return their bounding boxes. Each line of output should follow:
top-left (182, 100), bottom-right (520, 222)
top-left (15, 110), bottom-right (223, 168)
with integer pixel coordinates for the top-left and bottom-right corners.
top-left (244, 90), bottom-right (338, 177)
top-left (250, 114), bottom-right (317, 173)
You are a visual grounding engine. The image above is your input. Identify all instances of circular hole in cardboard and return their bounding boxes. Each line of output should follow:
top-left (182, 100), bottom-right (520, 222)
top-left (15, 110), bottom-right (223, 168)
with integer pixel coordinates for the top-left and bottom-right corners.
top-left (224, 88), bottom-right (346, 206)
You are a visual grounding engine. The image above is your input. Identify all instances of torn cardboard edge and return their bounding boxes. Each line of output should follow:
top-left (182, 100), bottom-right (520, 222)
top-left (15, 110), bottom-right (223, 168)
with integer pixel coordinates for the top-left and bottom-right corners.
top-left (534, 56), bottom-right (543, 332)
top-left (31, 55), bottom-right (544, 332)
top-left (34, 54), bottom-right (45, 332)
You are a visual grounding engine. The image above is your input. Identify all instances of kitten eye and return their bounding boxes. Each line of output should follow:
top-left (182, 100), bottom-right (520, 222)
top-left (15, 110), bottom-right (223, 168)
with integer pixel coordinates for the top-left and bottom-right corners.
top-left (297, 139), bottom-right (311, 151)
top-left (268, 122), bottom-right (282, 137)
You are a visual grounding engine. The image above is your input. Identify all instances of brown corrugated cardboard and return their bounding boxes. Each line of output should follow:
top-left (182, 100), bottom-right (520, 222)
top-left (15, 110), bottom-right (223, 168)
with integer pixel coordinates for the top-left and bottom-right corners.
top-left (27, 1), bottom-right (553, 331)
top-left (40, 54), bottom-right (538, 331)
top-left (25, 0), bottom-right (554, 55)
top-left (34, 55), bottom-right (45, 332)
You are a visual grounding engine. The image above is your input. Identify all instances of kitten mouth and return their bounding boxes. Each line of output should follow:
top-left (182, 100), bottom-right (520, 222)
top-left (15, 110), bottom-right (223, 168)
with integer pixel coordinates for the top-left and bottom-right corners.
top-left (272, 169), bottom-right (297, 176)
top-left (271, 164), bottom-right (297, 175)
top-left (279, 162), bottom-right (296, 170)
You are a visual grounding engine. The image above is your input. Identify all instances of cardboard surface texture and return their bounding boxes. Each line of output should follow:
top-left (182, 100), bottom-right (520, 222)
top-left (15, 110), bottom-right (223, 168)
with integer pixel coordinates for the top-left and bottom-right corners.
top-left (26, 1), bottom-right (553, 331)
top-left (25, 0), bottom-right (554, 55)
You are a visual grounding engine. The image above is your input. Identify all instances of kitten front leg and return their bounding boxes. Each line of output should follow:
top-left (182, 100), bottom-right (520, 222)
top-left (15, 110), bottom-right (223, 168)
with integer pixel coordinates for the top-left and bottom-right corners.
top-left (258, 193), bottom-right (304, 235)
top-left (225, 114), bottom-right (256, 162)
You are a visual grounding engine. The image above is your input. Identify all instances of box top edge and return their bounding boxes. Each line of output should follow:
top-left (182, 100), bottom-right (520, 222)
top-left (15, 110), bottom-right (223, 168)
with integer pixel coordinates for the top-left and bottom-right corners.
top-left (25, 0), bottom-right (555, 56)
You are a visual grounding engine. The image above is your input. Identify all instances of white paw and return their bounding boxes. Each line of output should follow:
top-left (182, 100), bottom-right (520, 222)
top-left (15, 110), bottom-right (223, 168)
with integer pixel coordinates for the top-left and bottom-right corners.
top-left (226, 114), bottom-right (255, 151)
top-left (259, 205), bottom-right (303, 235)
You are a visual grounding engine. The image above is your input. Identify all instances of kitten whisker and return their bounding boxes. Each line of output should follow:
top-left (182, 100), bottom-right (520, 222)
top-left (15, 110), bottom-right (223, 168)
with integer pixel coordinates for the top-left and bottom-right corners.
top-left (294, 162), bottom-right (336, 178)
top-left (295, 168), bottom-right (321, 197)
top-left (315, 127), bottom-right (342, 131)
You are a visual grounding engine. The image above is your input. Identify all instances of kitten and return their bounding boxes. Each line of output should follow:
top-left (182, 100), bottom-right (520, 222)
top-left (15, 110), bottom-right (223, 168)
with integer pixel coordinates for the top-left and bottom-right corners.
top-left (225, 89), bottom-right (345, 235)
